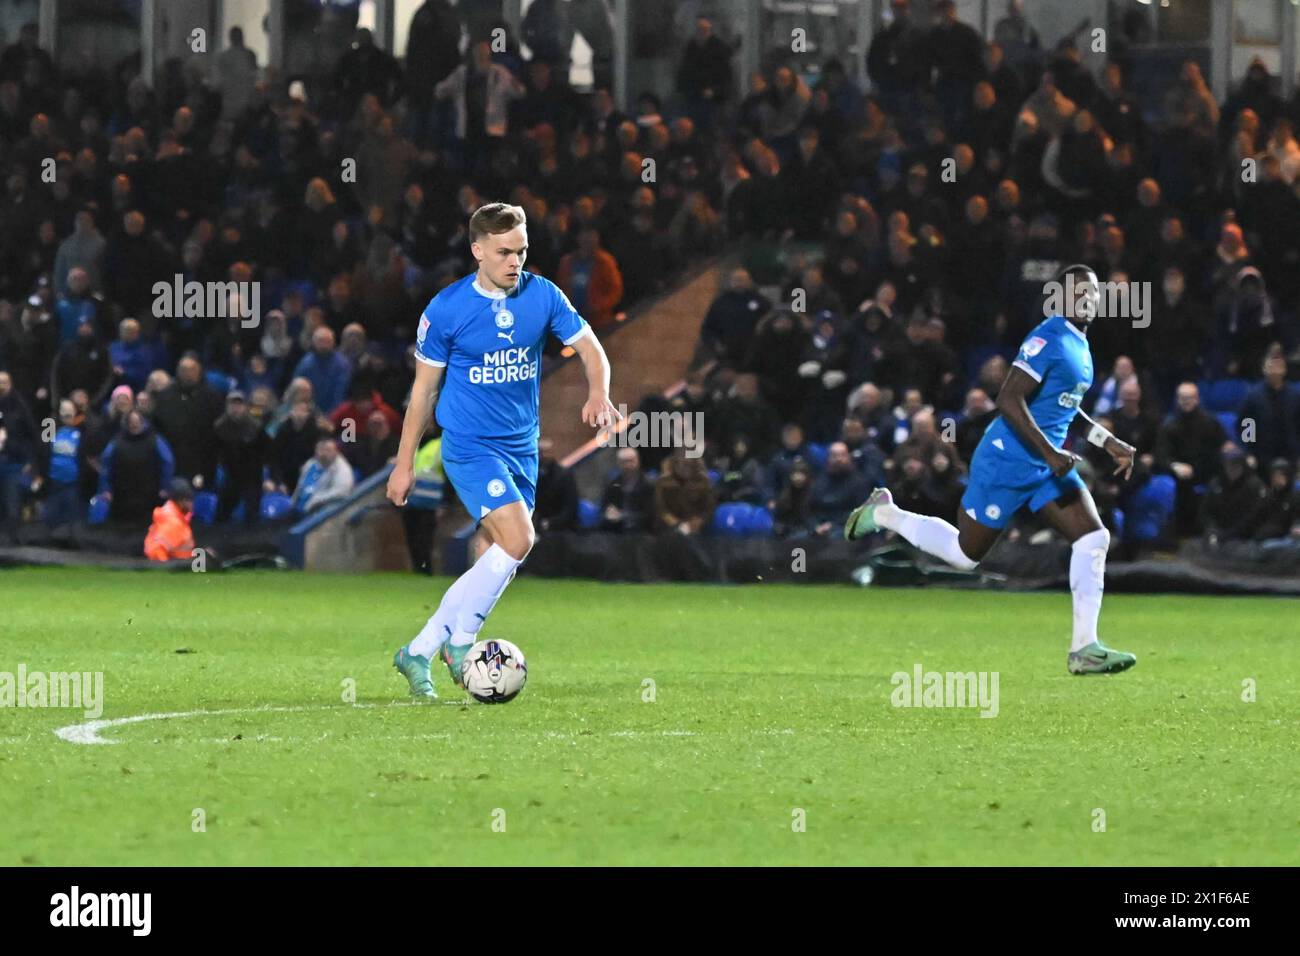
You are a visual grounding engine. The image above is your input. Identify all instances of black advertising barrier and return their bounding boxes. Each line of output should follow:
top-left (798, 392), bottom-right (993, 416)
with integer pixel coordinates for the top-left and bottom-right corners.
top-left (522, 530), bottom-right (1300, 595)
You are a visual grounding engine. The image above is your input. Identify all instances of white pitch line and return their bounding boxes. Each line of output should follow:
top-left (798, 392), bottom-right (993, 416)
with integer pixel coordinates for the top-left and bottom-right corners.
top-left (53, 700), bottom-right (449, 746)
top-left (52, 702), bottom-right (796, 747)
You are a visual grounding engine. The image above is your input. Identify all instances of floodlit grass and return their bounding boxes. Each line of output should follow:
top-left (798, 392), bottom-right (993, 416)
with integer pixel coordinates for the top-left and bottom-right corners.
top-left (2, 568), bottom-right (1296, 865)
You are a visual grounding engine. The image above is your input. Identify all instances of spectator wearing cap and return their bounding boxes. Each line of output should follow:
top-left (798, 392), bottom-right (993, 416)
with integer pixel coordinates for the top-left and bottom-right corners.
top-left (99, 408), bottom-right (175, 526)
top-left (1217, 267), bottom-right (1277, 378)
top-left (214, 389), bottom-right (270, 524)
top-left (1201, 443), bottom-right (1268, 543)
top-left (144, 477), bottom-right (196, 561)
top-left (292, 326), bottom-right (352, 417)
top-left (292, 438), bottom-right (355, 514)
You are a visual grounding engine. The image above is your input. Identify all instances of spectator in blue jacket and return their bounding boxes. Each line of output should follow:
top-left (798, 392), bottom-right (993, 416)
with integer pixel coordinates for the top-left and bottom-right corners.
top-left (54, 267), bottom-right (101, 343)
top-left (109, 318), bottom-right (159, 393)
top-left (1239, 350), bottom-right (1300, 474)
top-left (292, 326), bottom-right (352, 417)
top-left (40, 398), bottom-right (84, 531)
top-left (808, 441), bottom-right (870, 536)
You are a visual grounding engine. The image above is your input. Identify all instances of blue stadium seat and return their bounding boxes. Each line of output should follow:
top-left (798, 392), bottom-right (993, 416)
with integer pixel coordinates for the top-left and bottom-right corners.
top-left (1202, 378), bottom-right (1250, 413)
top-left (260, 492), bottom-right (293, 520)
top-left (742, 504), bottom-right (774, 535)
top-left (964, 344), bottom-right (1006, 381)
top-left (577, 498), bottom-right (600, 529)
top-left (87, 493), bottom-right (110, 525)
top-left (1125, 474), bottom-right (1176, 543)
top-left (806, 443), bottom-right (829, 470)
top-left (192, 491), bottom-right (218, 525)
top-left (1110, 507), bottom-right (1124, 541)
top-left (707, 469), bottom-right (720, 484)
top-left (713, 503), bottom-right (774, 537)
top-left (1215, 411), bottom-right (1238, 442)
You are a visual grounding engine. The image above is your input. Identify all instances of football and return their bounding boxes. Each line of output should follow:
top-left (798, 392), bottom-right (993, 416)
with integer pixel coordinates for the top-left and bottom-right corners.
top-left (461, 639), bottom-right (528, 704)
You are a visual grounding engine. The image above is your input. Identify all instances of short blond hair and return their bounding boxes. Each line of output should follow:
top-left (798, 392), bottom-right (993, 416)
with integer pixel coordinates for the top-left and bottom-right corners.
top-left (469, 202), bottom-right (526, 242)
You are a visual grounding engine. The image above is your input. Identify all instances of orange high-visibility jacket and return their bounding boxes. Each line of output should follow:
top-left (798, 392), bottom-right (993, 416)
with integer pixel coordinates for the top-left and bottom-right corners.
top-left (144, 501), bottom-right (195, 561)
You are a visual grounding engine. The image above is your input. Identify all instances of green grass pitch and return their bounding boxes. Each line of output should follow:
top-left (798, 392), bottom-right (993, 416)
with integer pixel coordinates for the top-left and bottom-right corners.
top-left (2, 567), bottom-right (1296, 866)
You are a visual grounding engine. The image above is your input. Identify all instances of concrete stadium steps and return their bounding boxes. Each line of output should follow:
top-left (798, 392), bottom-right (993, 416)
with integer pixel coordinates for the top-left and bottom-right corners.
top-left (542, 259), bottom-right (725, 483)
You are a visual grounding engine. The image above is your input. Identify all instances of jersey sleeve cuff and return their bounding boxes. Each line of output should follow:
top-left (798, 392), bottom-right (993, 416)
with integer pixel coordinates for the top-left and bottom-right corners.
top-left (414, 352), bottom-right (446, 368)
top-left (562, 325), bottom-right (593, 347)
top-left (1012, 359), bottom-right (1043, 383)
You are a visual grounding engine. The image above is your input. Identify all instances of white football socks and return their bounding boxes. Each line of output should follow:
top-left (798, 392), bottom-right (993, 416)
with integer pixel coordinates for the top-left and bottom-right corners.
top-left (1069, 528), bottom-right (1109, 652)
top-left (449, 544), bottom-right (522, 647)
top-left (876, 503), bottom-right (980, 572)
top-left (407, 544), bottom-right (523, 658)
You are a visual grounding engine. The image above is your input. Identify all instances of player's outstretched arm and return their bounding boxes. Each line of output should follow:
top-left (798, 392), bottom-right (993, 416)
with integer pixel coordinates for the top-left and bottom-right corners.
top-left (996, 365), bottom-right (1080, 477)
top-left (388, 360), bottom-right (444, 506)
top-left (1075, 407), bottom-right (1136, 480)
top-left (571, 332), bottom-right (622, 430)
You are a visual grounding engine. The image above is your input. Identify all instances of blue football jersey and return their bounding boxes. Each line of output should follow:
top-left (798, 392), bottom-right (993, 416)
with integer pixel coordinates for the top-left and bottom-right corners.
top-left (415, 272), bottom-right (590, 440)
top-left (982, 314), bottom-right (1094, 462)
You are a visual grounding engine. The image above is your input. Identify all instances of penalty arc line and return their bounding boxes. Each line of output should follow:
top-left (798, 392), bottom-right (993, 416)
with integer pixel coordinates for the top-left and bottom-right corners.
top-left (52, 700), bottom-right (450, 745)
top-left (49, 704), bottom-right (795, 746)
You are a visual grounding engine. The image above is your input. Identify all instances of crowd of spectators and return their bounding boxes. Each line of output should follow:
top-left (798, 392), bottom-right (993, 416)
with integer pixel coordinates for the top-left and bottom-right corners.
top-left (2, 0), bottom-right (1299, 556)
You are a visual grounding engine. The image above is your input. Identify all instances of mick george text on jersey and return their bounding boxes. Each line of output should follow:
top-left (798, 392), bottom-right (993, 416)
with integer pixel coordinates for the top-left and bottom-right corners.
top-left (467, 346), bottom-right (539, 384)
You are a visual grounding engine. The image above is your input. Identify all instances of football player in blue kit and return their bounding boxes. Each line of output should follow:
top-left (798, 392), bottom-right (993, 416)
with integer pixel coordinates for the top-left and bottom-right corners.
top-left (389, 203), bottom-right (620, 697)
top-left (846, 265), bottom-right (1140, 674)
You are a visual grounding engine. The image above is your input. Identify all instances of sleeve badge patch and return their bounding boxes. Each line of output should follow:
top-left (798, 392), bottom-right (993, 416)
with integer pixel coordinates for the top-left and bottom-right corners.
top-left (1020, 336), bottom-right (1048, 358)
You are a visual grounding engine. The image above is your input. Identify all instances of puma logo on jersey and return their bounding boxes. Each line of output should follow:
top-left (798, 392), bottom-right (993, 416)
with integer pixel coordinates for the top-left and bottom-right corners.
top-left (497, 330), bottom-right (515, 344)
